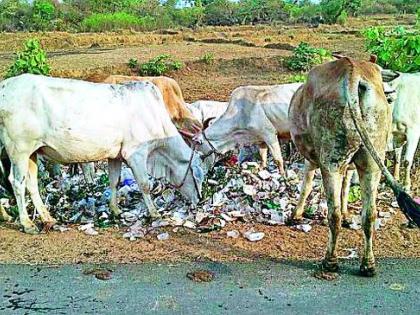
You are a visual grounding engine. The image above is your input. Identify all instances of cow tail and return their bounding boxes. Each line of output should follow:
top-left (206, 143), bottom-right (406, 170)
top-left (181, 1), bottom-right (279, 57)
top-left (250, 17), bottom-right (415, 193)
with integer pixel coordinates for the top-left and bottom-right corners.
top-left (345, 70), bottom-right (420, 226)
top-left (344, 71), bottom-right (397, 188)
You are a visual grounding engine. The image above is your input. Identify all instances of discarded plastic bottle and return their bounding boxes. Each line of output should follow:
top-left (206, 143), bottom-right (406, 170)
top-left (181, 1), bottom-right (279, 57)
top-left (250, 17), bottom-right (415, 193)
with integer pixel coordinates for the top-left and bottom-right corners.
top-left (101, 188), bottom-right (112, 203)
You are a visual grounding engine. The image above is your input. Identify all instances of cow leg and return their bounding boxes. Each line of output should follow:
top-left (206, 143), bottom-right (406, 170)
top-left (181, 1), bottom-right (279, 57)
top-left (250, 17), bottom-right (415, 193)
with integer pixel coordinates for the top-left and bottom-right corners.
top-left (340, 169), bottom-right (354, 228)
top-left (293, 160), bottom-right (317, 220)
top-left (393, 146), bottom-right (402, 181)
top-left (126, 154), bottom-right (160, 219)
top-left (0, 204), bottom-right (12, 222)
top-left (9, 155), bottom-right (38, 234)
top-left (265, 138), bottom-right (285, 175)
top-left (259, 143), bottom-right (268, 169)
top-left (81, 162), bottom-right (95, 184)
top-left (357, 166), bottom-right (381, 277)
top-left (320, 168), bottom-right (343, 272)
top-left (401, 133), bottom-right (419, 192)
top-left (108, 159), bottom-right (122, 217)
top-left (26, 154), bottom-right (56, 226)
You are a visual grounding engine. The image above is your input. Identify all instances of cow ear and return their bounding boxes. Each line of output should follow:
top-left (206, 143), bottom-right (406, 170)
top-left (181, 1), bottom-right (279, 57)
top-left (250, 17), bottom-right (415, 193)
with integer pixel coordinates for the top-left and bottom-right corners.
top-left (381, 69), bottom-right (400, 82)
top-left (370, 55), bottom-right (378, 63)
top-left (203, 117), bottom-right (216, 130)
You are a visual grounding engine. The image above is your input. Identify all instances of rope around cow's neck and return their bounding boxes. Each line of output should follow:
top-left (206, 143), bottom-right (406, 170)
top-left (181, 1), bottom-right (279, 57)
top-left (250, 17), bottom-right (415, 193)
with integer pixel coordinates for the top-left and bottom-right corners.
top-left (170, 143), bottom-right (202, 200)
top-left (200, 131), bottom-right (219, 160)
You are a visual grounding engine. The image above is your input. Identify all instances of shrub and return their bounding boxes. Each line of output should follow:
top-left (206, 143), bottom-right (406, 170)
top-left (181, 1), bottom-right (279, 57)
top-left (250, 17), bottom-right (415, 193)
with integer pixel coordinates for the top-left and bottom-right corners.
top-left (128, 58), bottom-right (139, 69)
top-left (81, 12), bottom-right (156, 32)
top-left (31, 0), bottom-right (56, 31)
top-left (336, 10), bottom-right (348, 25)
top-left (200, 52), bottom-right (215, 65)
top-left (287, 74), bottom-right (307, 83)
top-left (0, 0), bottom-right (31, 31)
top-left (286, 42), bottom-right (331, 72)
top-left (363, 26), bottom-right (420, 73)
top-left (348, 185), bottom-right (361, 203)
top-left (170, 6), bottom-right (205, 28)
top-left (203, 0), bottom-right (239, 26)
top-left (140, 54), bottom-right (183, 76)
top-left (5, 39), bottom-right (50, 79)
top-left (320, 0), bottom-right (361, 24)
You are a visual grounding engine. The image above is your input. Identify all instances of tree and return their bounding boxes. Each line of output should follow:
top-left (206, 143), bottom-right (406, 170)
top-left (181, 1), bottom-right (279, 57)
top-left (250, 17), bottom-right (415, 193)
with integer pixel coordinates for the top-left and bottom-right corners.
top-left (320, 0), bottom-right (362, 24)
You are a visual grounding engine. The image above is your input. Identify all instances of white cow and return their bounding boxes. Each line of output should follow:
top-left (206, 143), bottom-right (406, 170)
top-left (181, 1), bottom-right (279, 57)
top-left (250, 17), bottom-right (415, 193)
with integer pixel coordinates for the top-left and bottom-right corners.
top-left (0, 74), bottom-right (204, 234)
top-left (387, 72), bottom-right (419, 191)
top-left (187, 100), bottom-right (229, 128)
top-left (193, 83), bottom-right (303, 174)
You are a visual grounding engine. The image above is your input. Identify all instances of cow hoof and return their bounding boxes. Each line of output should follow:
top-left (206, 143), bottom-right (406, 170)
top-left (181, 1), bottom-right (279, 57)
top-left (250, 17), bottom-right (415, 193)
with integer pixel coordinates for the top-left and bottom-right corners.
top-left (0, 213), bottom-right (13, 223)
top-left (289, 217), bottom-right (310, 226)
top-left (150, 212), bottom-right (161, 220)
top-left (287, 217), bottom-right (302, 226)
top-left (42, 217), bottom-right (57, 226)
top-left (321, 259), bottom-right (339, 273)
top-left (23, 224), bottom-right (40, 235)
top-left (110, 207), bottom-right (122, 219)
top-left (42, 221), bottom-right (57, 233)
top-left (360, 265), bottom-right (376, 277)
top-left (149, 209), bottom-right (162, 220)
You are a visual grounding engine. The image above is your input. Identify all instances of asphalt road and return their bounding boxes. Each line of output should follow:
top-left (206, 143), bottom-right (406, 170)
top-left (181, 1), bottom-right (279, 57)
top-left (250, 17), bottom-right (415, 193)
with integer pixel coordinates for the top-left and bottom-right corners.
top-left (0, 259), bottom-right (419, 315)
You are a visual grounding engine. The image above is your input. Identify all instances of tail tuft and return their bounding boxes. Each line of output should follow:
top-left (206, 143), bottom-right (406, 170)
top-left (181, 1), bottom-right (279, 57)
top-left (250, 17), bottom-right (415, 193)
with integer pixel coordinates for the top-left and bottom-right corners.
top-left (394, 187), bottom-right (420, 227)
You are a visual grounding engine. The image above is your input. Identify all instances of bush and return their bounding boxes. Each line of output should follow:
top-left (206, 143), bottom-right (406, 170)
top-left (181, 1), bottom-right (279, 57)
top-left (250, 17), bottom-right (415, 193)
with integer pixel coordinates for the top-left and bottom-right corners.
top-left (0, 0), bottom-right (31, 31)
top-left (200, 52), bottom-right (215, 65)
top-left (348, 185), bottom-right (361, 203)
top-left (320, 0), bottom-right (361, 24)
top-left (204, 0), bottom-right (239, 26)
top-left (5, 38), bottom-right (50, 79)
top-left (336, 10), bottom-right (348, 25)
top-left (287, 73), bottom-right (307, 83)
top-left (81, 12), bottom-right (156, 32)
top-left (31, 0), bottom-right (56, 31)
top-left (140, 54), bottom-right (183, 76)
top-left (170, 6), bottom-right (205, 28)
top-left (286, 42), bottom-right (331, 72)
top-left (363, 26), bottom-right (420, 73)
top-left (128, 58), bottom-right (139, 69)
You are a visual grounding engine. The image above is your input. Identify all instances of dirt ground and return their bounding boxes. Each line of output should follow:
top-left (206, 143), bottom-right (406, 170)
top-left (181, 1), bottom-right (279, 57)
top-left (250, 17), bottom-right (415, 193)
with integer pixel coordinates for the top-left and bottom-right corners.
top-left (0, 15), bottom-right (419, 265)
top-left (1, 210), bottom-right (419, 265)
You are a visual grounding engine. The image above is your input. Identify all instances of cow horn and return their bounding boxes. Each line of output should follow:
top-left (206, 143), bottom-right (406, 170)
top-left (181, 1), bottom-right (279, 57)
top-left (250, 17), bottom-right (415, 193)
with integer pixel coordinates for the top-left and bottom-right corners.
top-left (192, 123), bottom-right (202, 133)
top-left (179, 129), bottom-right (195, 138)
top-left (332, 53), bottom-right (345, 59)
top-left (370, 54), bottom-right (378, 64)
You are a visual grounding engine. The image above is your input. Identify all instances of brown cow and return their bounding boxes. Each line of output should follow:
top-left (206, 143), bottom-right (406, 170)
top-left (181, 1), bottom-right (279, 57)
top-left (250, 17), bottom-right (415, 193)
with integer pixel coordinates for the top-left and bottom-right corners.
top-left (289, 57), bottom-right (398, 276)
top-left (89, 74), bottom-right (202, 133)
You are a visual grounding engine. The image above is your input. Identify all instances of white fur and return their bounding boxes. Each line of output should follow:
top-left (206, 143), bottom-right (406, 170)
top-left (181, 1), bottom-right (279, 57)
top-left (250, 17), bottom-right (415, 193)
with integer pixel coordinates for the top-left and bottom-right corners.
top-left (0, 74), bottom-right (203, 233)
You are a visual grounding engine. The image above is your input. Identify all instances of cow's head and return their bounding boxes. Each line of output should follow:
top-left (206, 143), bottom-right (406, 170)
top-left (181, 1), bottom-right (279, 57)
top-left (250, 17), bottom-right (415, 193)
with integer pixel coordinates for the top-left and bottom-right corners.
top-left (178, 121), bottom-right (203, 148)
top-left (190, 132), bottom-right (217, 167)
top-left (174, 152), bottom-right (205, 205)
top-left (374, 64), bottom-right (400, 106)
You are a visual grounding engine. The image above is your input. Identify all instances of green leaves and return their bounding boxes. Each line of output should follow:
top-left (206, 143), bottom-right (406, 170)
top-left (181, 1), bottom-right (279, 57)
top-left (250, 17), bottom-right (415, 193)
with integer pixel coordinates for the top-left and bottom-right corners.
top-left (348, 185), bottom-right (361, 203)
top-left (139, 54), bottom-right (183, 76)
top-left (362, 26), bottom-right (420, 73)
top-left (5, 38), bottom-right (50, 79)
top-left (286, 42), bottom-right (331, 72)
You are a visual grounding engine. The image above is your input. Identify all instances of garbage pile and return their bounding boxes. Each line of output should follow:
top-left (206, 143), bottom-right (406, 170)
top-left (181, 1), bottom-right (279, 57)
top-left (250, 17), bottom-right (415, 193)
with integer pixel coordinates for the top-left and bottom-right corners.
top-left (1, 148), bottom-right (399, 240)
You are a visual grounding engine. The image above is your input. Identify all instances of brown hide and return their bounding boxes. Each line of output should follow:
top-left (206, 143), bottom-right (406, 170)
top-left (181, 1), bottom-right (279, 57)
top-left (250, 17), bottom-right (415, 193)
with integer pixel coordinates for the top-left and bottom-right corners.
top-left (289, 57), bottom-right (391, 275)
top-left (289, 57), bottom-right (389, 168)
